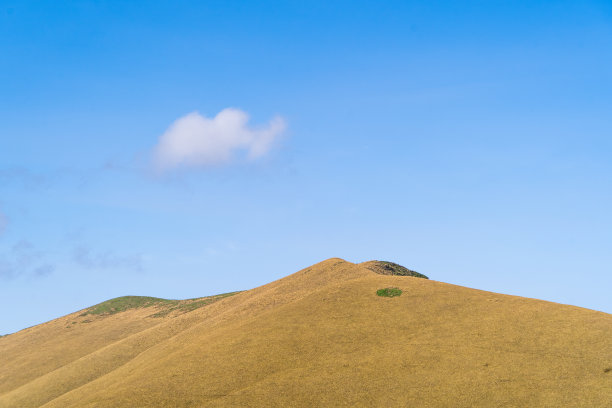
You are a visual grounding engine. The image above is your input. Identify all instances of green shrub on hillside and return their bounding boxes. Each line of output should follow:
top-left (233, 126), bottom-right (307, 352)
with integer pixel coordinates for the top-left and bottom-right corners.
top-left (376, 287), bottom-right (402, 297)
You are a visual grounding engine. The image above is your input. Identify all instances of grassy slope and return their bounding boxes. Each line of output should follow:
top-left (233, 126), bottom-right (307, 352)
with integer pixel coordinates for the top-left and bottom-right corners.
top-left (0, 293), bottom-right (236, 407)
top-left (1, 259), bottom-right (610, 407)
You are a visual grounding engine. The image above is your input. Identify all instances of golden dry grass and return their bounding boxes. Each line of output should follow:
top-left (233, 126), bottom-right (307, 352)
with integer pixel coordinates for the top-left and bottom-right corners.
top-left (0, 258), bottom-right (610, 407)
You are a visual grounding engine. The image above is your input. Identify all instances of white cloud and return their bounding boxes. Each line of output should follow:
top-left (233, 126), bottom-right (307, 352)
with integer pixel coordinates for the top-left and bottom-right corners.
top-left (153, 108), bottom-right (286, 171)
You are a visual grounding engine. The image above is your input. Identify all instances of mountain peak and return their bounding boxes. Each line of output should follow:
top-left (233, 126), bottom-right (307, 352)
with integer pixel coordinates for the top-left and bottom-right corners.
top-left (1, 258), bottom-right (610, 408)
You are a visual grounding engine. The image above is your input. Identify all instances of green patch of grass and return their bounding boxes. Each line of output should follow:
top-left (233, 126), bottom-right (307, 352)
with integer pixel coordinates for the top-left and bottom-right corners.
top-left (376, 287), bottom-right (403, 297)
top-left (82, 296), bottom-right (179, 316)
top-left (81, 292), bottom-right (242, 318)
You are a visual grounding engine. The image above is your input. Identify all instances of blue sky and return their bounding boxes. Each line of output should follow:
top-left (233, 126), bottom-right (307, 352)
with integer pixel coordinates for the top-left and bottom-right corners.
top-left (1, 1), bottom-right (611, 334)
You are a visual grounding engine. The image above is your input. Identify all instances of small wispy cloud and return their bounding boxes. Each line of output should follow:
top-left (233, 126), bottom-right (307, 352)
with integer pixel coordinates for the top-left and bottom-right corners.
top-left (12, 240), bottom-right (43, 266)
top-left (0, 167), bottom-right (53, 190)
top-left (32, 264), bottom-right (55, 277)
top-left (152, 108), bottom-right (286, 171)
top-left (72, 246), bottom-right (144, 272)
top-left (0, 240), bottom-right (54, 280)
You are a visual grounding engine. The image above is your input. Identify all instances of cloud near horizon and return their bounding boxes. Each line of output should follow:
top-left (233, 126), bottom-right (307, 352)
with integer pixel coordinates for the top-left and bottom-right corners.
top-left (72, 246), bottom-right (144, 272)
top-left (0, 240), bottom-right (54, 280)
top-left (153, 108), bottom-right (286, 171)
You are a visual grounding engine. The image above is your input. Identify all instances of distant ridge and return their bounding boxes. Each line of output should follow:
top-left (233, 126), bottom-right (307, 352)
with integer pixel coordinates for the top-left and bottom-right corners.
top-left (0, 258), bottom-right (610, 407)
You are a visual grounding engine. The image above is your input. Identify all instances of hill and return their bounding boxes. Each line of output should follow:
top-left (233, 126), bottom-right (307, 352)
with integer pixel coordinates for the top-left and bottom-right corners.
top-left (0, 259), bottom-right (610, 407)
